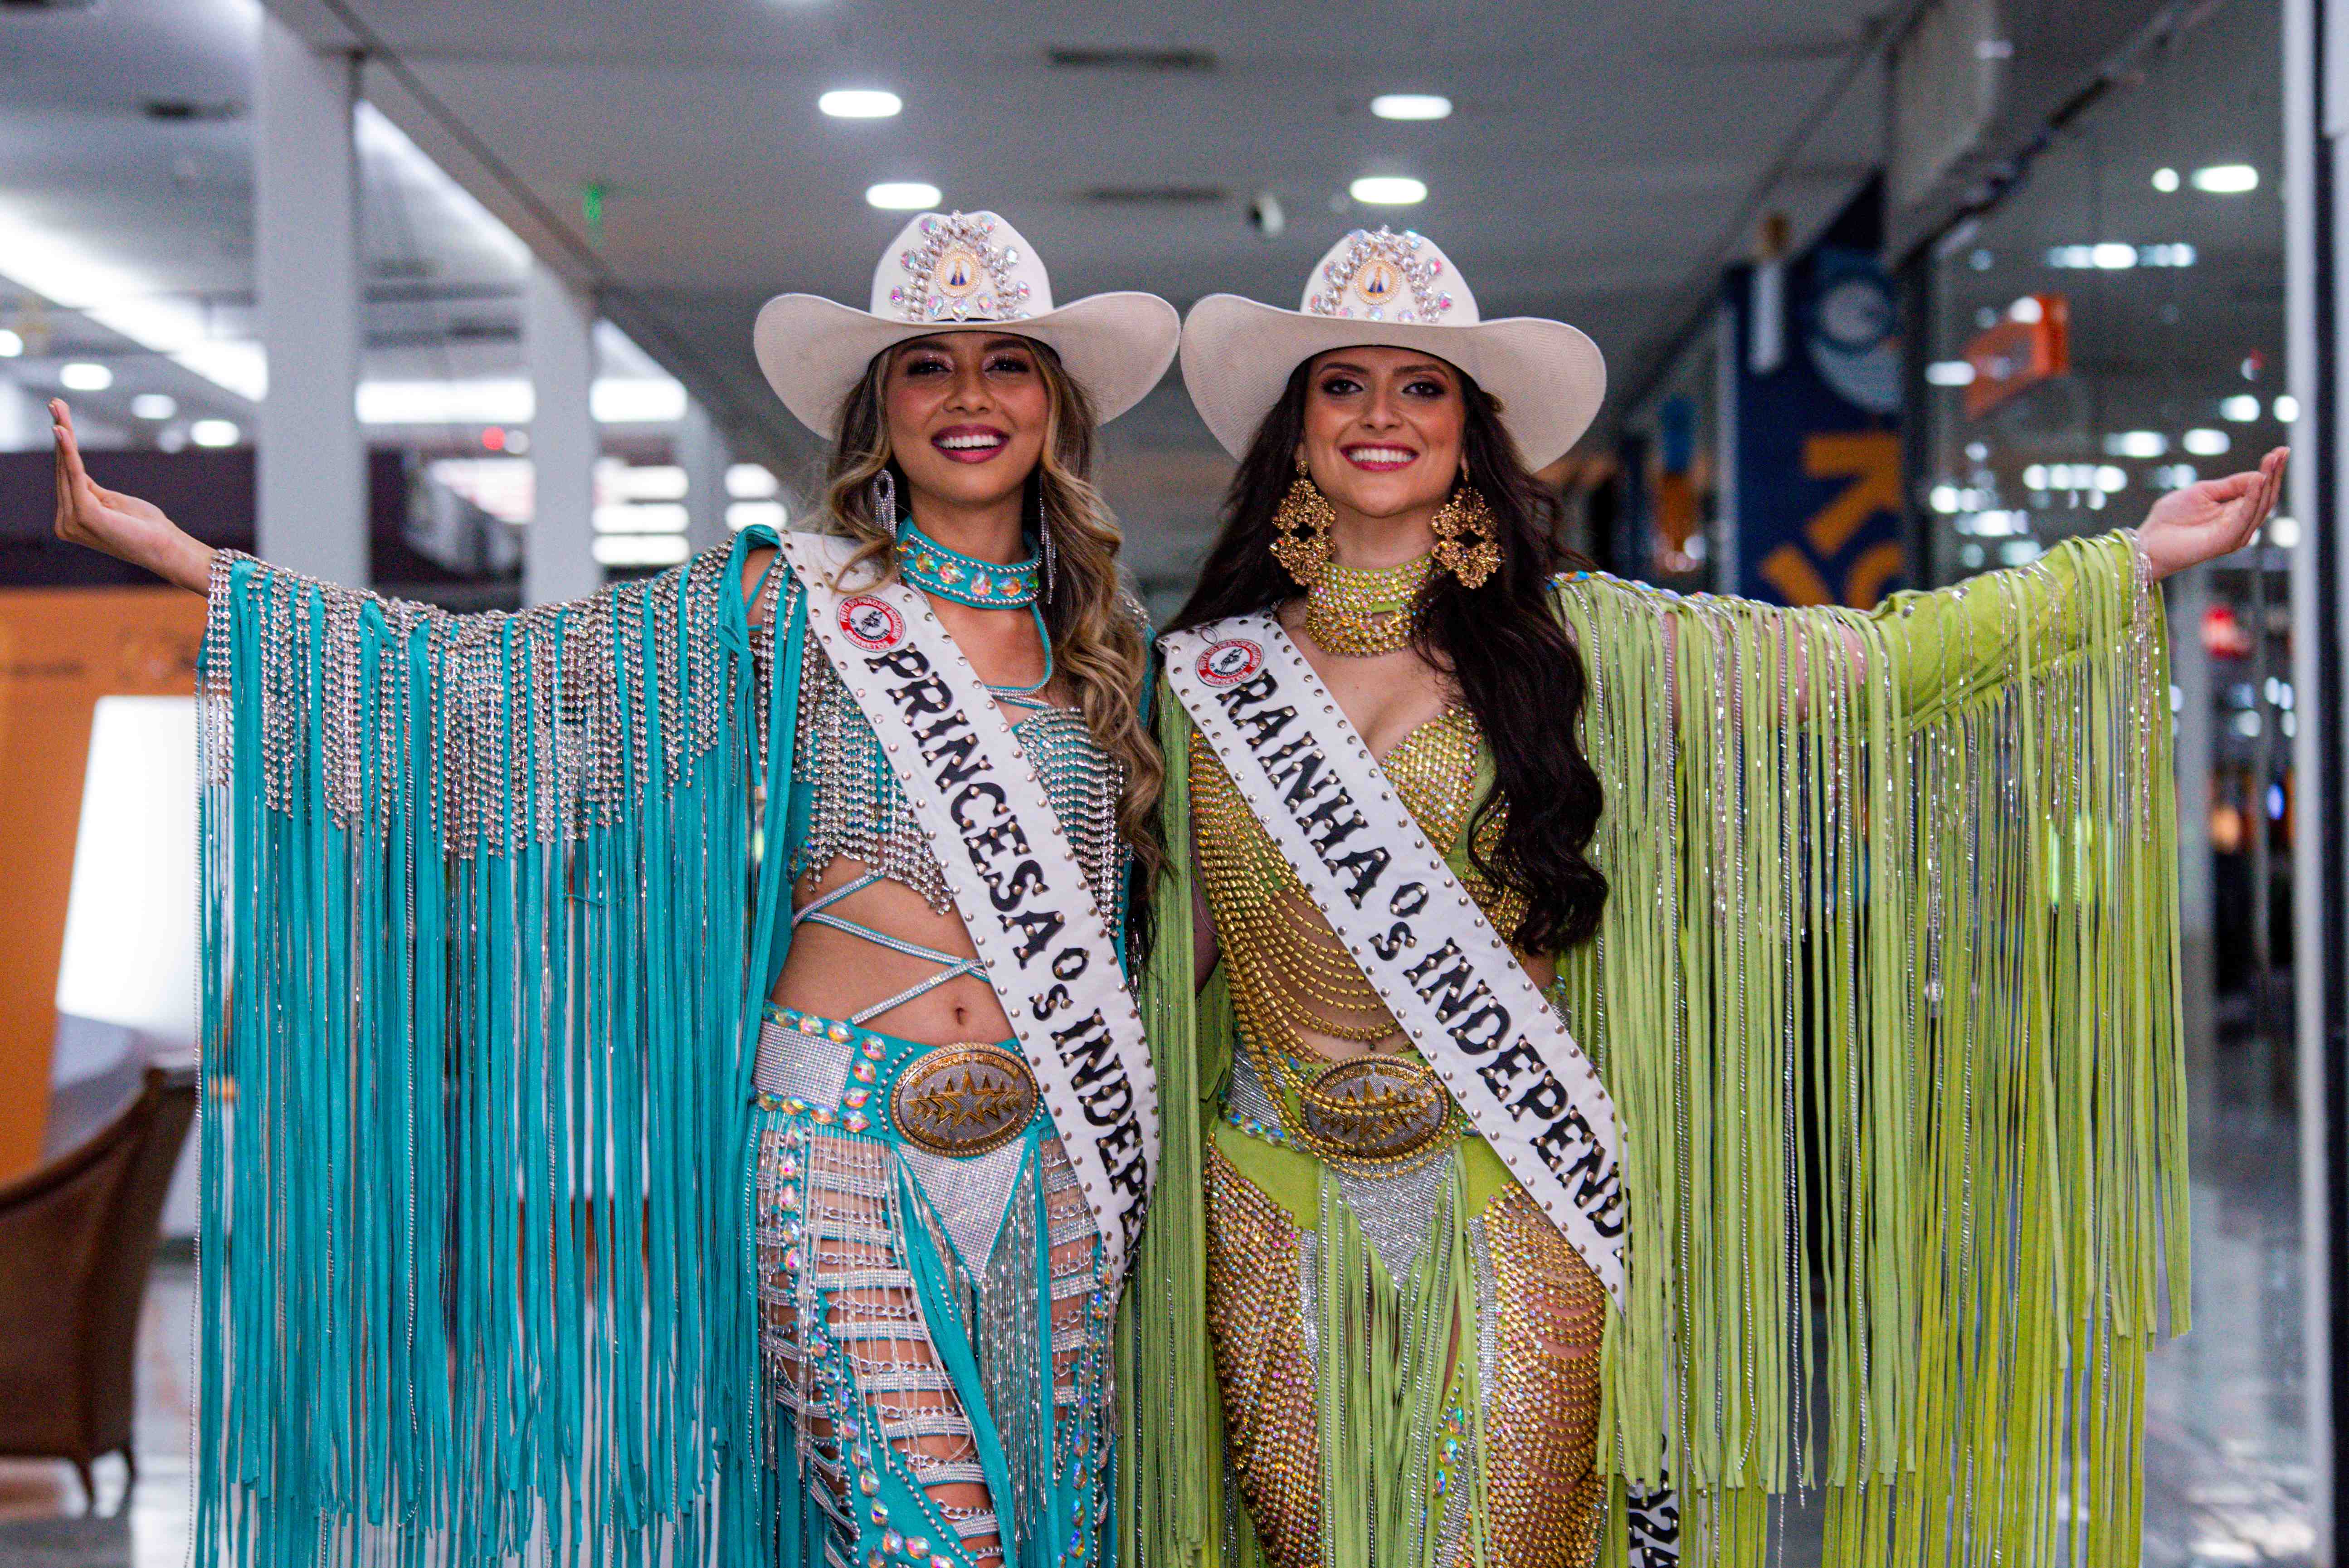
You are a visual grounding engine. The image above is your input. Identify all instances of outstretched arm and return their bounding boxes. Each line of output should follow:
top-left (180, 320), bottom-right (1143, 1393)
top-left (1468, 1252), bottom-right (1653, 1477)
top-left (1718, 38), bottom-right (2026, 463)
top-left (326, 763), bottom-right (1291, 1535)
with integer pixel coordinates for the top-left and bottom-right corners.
top-left (50, 400), bottom-right (215, 592)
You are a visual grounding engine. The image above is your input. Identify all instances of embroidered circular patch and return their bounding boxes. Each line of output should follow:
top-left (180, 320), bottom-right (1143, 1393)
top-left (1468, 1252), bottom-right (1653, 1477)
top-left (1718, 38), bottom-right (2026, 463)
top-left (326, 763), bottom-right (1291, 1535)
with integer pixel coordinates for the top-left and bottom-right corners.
top-left (1196, 638), bottom-right (1264, 687)
top-left (839, 596), bottom-right (906, 652)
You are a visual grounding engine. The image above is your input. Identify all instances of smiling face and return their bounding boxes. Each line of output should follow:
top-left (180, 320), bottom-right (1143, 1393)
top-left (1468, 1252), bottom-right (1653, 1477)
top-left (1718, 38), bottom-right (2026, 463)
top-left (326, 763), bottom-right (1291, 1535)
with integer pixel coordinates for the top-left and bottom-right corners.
top-left (1297, 345), bottom-right (1467, 521)
top-left (881, 331), bottom-right (1052, 514)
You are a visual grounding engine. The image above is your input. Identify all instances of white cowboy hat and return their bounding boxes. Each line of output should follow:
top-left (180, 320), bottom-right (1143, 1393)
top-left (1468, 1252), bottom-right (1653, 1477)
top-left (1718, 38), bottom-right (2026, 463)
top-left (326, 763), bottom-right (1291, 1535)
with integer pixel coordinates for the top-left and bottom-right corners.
top-left (1180, 227), bottom-right (1607, 472)
top-left (755, 210), bottom-right (1179, 437)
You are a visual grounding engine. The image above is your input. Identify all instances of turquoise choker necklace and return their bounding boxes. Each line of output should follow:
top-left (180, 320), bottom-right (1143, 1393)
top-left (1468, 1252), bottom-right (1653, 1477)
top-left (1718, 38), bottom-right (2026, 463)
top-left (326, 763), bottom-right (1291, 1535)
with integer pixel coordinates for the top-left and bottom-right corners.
top-left (896, 523), bottom-right (1041, 609)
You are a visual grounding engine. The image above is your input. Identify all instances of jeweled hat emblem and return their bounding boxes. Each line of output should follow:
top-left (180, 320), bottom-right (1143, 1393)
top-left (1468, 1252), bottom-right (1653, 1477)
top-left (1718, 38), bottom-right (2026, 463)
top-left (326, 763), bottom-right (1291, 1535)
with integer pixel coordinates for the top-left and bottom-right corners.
top-left (936, 247), bottom-right (982, 298)
top-left (1307, 227), bottom-right (1457, 325)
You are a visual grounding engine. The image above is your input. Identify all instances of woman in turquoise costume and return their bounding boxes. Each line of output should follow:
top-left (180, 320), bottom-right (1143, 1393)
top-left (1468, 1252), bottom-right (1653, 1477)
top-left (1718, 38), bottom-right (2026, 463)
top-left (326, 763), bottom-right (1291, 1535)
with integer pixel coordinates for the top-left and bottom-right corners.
top-left (1117, 226), bottom-right (2289, 1568)
top-left (50, 210), bottom-right (1176, 1568)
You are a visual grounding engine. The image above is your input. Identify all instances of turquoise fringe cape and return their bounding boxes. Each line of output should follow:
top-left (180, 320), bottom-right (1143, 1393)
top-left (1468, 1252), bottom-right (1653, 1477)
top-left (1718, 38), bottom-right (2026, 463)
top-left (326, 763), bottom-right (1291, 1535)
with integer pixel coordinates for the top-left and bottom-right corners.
top-left (196, 532), bottom-right (804, 1564)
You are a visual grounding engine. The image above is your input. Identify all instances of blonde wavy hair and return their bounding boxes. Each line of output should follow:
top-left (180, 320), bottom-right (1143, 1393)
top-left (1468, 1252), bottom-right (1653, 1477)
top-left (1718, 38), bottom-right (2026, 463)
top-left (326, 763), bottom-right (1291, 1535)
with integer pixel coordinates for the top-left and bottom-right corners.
top-left (819, 340), bottom-right (1165, 884)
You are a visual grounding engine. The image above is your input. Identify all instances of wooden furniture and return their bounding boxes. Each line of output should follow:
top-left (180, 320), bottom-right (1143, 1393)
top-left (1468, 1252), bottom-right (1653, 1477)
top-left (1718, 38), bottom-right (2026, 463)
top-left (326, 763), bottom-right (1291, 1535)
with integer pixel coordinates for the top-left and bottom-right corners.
top-left (0, 1064), bottom-right (195, 1512)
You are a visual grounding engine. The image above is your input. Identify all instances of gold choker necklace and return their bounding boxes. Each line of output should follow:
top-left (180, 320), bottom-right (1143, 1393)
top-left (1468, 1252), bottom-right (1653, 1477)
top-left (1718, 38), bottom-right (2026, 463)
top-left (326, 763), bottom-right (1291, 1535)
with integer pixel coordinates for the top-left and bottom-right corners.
top-left (1303, 555), bottom-right (1433, 657)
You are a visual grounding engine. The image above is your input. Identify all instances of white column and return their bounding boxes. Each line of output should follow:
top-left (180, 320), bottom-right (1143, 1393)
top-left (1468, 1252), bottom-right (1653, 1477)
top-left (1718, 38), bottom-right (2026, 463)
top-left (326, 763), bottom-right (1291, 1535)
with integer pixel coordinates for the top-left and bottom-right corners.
top-left (677, 398), bottom-right (732, 557)
top-left (254, 15), bottom-right (365, 585)
top-left (523, 262), bottom-right (598, 606)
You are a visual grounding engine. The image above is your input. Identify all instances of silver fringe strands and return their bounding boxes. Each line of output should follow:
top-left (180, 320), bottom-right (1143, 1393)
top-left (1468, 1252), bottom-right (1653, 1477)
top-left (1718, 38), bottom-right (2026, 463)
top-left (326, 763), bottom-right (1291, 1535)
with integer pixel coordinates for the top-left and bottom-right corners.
top-left (194, 543), bottom-right (785, 1566)
top-left (1119, 531), bottom-right (2187, 1568)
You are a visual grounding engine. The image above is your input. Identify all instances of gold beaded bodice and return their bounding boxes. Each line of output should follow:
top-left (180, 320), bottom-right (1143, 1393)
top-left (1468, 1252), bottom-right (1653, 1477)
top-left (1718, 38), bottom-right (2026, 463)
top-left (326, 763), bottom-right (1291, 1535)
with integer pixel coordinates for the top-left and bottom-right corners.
top-left (1191, 708), bottom-right (1528, 1065)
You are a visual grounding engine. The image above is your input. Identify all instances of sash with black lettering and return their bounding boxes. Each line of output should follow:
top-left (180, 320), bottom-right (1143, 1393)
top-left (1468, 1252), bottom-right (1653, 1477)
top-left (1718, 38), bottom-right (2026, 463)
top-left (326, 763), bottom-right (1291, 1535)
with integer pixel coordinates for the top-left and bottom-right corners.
top-left (781, 532), bottom-right (1158, 1281)
top-left (1162, 614), bottom-right (1627, 1302)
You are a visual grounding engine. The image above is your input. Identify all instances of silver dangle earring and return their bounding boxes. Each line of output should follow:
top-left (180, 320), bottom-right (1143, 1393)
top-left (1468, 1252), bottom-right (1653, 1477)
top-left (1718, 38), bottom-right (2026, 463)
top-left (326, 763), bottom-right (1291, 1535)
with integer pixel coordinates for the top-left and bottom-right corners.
top-left (1037, 496), bottom-right (1058, 603)
top-left (871, 467), bottom-right (900, 541)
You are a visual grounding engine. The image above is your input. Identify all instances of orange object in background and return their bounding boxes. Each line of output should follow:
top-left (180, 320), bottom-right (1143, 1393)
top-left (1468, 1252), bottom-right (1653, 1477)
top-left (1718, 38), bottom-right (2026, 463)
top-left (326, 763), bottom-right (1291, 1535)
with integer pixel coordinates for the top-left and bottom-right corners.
top-left (1963, 294), bottom-right (2071, 419)
top-left (0, 587), bottom-right (205, 1181)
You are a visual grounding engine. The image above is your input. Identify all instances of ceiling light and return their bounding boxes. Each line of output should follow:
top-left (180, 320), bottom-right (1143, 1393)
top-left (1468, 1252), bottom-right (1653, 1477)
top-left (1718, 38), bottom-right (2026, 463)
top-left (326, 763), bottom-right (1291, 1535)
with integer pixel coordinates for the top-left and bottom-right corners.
top-left (591, 379), bottom-right (688, 424)
top-left (591, 503), bottom-right (688, 535)
top-left (2275, 394), bottom-right (2301, 423)
top-left (2096, 465), bottom-right (2127, 491)
top-left (2220, 394), bottom-right (2261, 421)
top-left (189, 418), bottom-right (240, 448)
top-left (2023, 465), bottom-right (2048, 490)
top-left (728, 500), bottom-right (788, 532)
top-left (1928, 484), bottom-right (1960, 513)
top-left (60, 361), bottom-right (112, 390)
top-left (2182, 428), bottom-right (2231, 456)
top-left (1925, 360), bottom-right (1975, 386)
top-left (130, 394), bottom-right (178, 420)
top-left (2105, 430), bottom-right (2167, 458)
top-left (2151, 166), bottom-right (2180, 192)
top-left (592, 534), bottom-right (691, 568)
top-left (1350, 176), bottom-right (1427, 206)
top-left (727, 463), bottom-right (780, 499)
top-left (1370, 93), bottom-right (1452, 121)
top-left (2008, 296), bottom-right (2043, 323)
top-left (2191, 164), bottom-right (2258, 194)
top-left (820, 89), bottom-right (902, 118)
top-left (2090, 242), bottom-right (2137, 269)
top-left (867, 182), bottom-right (942, 211)
top-left (0, 329), bottom-right (20, 357)
top-left (2270, 514), bottom-right (2301, 548)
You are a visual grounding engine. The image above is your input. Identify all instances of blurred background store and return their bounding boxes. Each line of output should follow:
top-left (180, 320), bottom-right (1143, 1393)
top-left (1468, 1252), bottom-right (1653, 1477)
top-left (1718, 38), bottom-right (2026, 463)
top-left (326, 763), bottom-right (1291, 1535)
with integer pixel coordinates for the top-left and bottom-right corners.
top-left (0, 0), bottom-right (2341, 1563)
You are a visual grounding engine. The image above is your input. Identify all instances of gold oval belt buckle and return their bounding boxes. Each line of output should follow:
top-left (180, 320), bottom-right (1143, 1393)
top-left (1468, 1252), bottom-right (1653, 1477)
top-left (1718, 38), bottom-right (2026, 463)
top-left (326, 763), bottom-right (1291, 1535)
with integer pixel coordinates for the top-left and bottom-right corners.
top-left (893, 1044), bottom-right (1038, 1157)
top-left (1298, 1055), bottom-right (1452, 1161)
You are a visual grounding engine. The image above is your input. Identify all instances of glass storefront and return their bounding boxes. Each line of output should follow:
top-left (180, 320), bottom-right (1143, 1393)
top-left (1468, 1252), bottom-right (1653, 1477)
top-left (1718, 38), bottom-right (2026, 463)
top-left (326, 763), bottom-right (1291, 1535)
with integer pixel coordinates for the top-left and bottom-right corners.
top-left (1913, 2), bottom-right (2311, 1561)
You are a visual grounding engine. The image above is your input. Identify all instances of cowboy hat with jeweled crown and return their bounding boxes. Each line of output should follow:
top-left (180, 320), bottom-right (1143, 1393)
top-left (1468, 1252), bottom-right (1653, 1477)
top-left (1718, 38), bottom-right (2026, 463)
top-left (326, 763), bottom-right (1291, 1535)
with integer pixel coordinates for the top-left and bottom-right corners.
top-left (754, 210), bottom-right (1180, 438)
top-left (1179, 227), bottom-right (1607, 472)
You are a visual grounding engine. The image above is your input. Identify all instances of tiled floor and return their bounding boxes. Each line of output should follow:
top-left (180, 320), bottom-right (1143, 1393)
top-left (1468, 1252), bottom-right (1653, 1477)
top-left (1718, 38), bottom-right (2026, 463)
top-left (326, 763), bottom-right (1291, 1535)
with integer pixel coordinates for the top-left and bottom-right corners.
top-left (0, 1102), bottom-right (2315, 1566)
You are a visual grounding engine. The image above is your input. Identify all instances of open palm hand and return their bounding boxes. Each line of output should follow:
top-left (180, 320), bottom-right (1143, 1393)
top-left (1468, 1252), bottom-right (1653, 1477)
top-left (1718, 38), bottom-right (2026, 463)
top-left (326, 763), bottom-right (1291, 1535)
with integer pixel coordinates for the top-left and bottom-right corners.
top-left (49, 399), bottom-right (214, 591)
top-left (2137, 446), bottom-right (2289, 581)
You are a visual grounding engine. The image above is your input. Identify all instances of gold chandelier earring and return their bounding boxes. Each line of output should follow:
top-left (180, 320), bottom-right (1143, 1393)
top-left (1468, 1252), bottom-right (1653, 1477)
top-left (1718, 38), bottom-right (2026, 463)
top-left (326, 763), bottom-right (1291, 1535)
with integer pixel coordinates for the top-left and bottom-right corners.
top-left (1271, 451), bottom-right (1335, 588)
top-left (1430, 480), bottom-right (1501, 588)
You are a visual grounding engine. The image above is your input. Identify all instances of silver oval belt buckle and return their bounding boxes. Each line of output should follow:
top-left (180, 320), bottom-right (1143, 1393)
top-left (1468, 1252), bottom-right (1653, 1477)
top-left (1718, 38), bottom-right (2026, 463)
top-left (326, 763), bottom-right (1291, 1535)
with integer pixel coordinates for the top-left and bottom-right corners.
top-left (1298, 1055), bottom-right (1452, 1161)
top-left (892, 1043), bottom-right (1038, 1157)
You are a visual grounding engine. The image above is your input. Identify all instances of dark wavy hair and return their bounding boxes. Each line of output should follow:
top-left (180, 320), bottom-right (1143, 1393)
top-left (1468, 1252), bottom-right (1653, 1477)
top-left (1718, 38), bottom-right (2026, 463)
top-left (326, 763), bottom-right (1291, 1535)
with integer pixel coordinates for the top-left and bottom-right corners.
top-left (1168, 357), bottom-right (1608, 954)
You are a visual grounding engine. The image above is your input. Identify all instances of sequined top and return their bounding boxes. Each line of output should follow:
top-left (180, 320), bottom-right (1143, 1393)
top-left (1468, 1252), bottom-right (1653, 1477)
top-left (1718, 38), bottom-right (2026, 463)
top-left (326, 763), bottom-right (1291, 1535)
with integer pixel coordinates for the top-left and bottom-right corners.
top-left (791, 632), bottom-right (1128, 924)
top-left (1192, 708), bottom-right (1524, 1063)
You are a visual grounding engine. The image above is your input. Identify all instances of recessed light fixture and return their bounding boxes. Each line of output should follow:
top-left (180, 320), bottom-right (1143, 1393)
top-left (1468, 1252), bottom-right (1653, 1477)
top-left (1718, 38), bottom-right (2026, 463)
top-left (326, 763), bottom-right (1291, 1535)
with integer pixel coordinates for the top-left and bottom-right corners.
top-left (130, 394), bottom-right (178, 420)
top-left (2181, 427), bottom-right (2231, 456)
top-left (189, 418), bottom-right (240, 448)
top-left (2219, 394), bottom-right (2260, 422)
top-left (2191, 163), bottom-right (2258, 194)
top-left (820, 89), bottom-right (902, 119)
top-left (2105, 430), bottom-right (2167, 459)
top-left (867, 181), bottom-right (942, 211)
top-left (60, 361), bottom-right (112, 390)
top-left (1350, 175), bottom-right (1426, 206)
top-left (2275, 394), bottom-right (2301, 423)
top-left (0, 329), bottom-right (21, 357)
top-left (1924, 360), bottom-right (1975, 386)
top-left (1371, 93), bottom-right (1452, 121)
top-left (2151, 166), bottom-right (2180, 192)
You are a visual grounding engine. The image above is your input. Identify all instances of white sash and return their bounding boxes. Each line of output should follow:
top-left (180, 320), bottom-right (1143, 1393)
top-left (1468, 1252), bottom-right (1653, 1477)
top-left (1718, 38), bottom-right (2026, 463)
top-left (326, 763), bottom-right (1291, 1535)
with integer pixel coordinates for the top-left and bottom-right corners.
top-left (781, 532), bottom-right (1158, 1281)
top-left (1163, 613), bottom-right (1627, 1302)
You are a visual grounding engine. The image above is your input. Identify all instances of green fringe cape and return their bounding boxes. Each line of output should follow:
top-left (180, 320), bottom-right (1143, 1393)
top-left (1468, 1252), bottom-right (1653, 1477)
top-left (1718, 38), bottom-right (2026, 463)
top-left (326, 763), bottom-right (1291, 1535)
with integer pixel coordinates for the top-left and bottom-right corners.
top-left (1114, 531), bottom-right (2187, 1568)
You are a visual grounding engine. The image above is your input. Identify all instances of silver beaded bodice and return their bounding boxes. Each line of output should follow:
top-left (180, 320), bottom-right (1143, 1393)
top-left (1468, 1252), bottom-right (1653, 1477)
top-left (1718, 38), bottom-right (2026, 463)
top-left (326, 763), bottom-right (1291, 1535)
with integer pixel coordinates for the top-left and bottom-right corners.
top-left (790, 631), bottom-right (1128, 926)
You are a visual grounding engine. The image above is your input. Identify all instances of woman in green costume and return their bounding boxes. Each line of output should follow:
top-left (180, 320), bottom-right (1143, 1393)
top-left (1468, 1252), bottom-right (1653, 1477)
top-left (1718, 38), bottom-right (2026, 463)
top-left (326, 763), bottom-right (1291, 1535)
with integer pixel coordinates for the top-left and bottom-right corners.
top-left (1116, 226), bottom-right (2288, 1568)
top-left (49, 211), bottom-right (1176, 1568)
